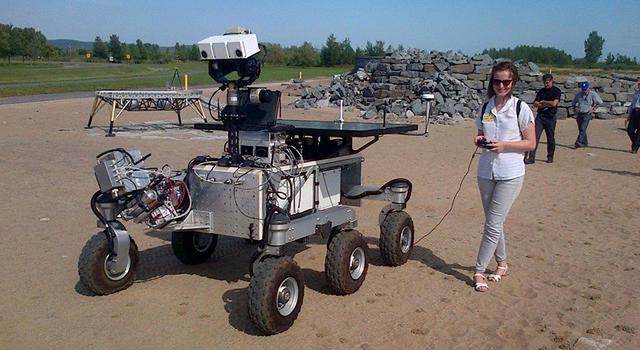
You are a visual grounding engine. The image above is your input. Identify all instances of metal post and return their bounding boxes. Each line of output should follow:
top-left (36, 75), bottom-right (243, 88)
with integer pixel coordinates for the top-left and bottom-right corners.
top-left (421, 93), bottom-right (435, 137)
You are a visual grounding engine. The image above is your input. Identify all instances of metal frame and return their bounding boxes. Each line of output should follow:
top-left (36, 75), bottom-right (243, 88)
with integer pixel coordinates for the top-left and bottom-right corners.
top-left (86, 90), bottom-right (208, 136)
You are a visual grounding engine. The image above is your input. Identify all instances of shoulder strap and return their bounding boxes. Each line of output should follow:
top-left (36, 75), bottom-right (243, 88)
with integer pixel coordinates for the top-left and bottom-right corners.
top-left (481, 102), bottom-right (488, 116)
top-left (516, 99), bottom-right (523, 133)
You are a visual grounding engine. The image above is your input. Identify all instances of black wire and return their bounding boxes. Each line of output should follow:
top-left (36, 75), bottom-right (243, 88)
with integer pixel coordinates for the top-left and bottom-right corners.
top-left (414, 146), bottom-right (479, 245)
top-left (206, 88), bottom-right (221, 121)
top-left (90, 191), bottom-right (108, 226)
top-left (232, 182), bottom-right (263, 221)
top-left (95, 148), bottom-right (134, 163)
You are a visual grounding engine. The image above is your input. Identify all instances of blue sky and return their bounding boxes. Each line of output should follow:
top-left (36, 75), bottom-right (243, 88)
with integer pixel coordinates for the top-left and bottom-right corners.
top-left (1, 0), bottom-right (638, 59)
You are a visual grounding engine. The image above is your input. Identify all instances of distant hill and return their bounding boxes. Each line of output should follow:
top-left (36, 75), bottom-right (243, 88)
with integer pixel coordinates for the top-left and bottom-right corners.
top-left (48, 39), bottom-right (93, 50)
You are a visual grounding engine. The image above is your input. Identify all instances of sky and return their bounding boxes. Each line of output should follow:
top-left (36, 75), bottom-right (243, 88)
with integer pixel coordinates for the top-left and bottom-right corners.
top-left (1, 0), bottom-right (639, 59)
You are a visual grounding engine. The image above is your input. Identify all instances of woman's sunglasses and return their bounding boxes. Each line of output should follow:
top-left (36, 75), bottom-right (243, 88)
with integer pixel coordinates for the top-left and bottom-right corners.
top-left (492, 79), bottom-right (513, 87)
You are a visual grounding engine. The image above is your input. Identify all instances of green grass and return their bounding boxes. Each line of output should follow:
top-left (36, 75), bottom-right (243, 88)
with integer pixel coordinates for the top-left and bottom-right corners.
top-left (538, 64), bottom-right (640, 75)
top-left (0, 61), bottom-right (349, 97)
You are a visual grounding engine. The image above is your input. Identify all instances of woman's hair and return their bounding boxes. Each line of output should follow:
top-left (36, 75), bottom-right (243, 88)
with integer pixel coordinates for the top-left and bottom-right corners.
top-left (487, 61), bottom-right (520, 98)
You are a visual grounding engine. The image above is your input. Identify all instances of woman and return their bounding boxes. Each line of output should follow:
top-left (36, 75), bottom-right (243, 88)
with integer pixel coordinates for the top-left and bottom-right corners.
top-left (473, 61), bottom-right (536, 292)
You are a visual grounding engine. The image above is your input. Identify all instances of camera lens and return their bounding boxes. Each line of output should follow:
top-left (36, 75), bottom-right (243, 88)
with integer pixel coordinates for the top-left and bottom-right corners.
top-left (200, 51), bottom-right (207, 58)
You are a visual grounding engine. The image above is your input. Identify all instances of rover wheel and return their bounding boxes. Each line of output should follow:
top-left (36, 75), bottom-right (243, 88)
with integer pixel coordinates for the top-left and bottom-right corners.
top-left (78, 232), bottom-right (139, 295)
top-left (325, 229), bottom-right (369, 295)
top-left (379, 211), bottom-right (414, 266)
top-left (248, 256), bottom-right (304, 335)
top-left (171, 231), bottom-right (218, 265)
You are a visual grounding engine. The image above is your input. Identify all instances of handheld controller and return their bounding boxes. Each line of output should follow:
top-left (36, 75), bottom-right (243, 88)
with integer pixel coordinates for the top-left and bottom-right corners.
top-left (479, 139), bottom-right (494, 149)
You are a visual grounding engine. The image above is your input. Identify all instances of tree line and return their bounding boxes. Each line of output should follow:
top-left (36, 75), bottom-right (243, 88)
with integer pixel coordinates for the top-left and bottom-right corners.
top-left (90, 34), bottom-right (195, 63)
top-left (0, 24), bottom-right (58, 63)
top-left (263, 34), bottom-right (390, 66)
top-left (482, 31), bottom-right (638, 67)
top-left (1, 24), bottom-right (638, 68)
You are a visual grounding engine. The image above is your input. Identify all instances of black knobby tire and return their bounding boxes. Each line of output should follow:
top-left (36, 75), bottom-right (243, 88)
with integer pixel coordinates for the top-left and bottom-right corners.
top-left (379, 211), bottom-right (414, 266)
top-left (248, 256), bottom-right (305, 335)
top-left (171, 231), bottom-right (218, 265)
top-left (325, 229), bottom-right (369, 295)
top-left (78, 232), bottom-right (139, 295)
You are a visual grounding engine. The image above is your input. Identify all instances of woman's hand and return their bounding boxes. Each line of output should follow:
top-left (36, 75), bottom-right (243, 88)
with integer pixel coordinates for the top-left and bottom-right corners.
top-left (474, 135), bottom-right (486, 147)
top-left (487, 141), bottom-right (505, 152)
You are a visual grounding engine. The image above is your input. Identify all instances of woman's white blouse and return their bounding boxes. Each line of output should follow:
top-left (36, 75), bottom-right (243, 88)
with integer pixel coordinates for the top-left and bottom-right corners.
top-left (474, 96), bottom-right (534, 180)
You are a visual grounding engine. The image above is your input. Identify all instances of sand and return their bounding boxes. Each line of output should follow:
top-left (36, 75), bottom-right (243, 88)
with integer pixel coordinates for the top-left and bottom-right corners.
top-left (0, 82), bottom-right (638, 349)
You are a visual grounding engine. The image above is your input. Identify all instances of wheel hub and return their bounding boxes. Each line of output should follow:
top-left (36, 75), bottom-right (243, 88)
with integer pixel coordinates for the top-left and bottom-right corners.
top-left (349, 247), bottom-right (366, 280)
top-left (193, 234), bottom-right (213, 253)
top-left (400, 226), bottom-right (412, 254)
top-left (104, 254), bottom-right (131, 281)
top-left (276, 277), bottom-right (299, 316)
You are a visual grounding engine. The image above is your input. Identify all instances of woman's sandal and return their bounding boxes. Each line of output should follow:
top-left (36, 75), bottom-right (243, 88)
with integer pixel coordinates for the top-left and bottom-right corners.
top-left (487, 264), bottom-right (508, 282)
top-left (473, 273), bottom-right (489, 292)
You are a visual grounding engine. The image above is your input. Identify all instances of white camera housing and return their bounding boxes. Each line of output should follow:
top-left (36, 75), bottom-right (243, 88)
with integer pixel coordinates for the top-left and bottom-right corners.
top-left (198, 33), bottom-right (260, 60)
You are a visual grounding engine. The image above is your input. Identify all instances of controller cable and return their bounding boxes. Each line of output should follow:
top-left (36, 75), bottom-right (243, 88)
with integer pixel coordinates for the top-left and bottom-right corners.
top-left (414, 146), bottom-right (479, 245)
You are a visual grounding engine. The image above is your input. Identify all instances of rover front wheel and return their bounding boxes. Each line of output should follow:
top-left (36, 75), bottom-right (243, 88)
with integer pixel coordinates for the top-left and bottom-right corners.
top-left (248, 256), bottom-right (304, 335)
top-left (78, 232), bottom-right (139, 295)
top-left (379, 211), bottom-right (414, 266)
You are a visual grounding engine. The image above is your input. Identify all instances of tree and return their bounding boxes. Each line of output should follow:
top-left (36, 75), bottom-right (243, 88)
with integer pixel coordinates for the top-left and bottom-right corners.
top-left (482, 45), bottom-right (573, 65)
top-left (93, 36), bottom-right (108, 59)
top-left (9, 26), bottom-right (25, 63)
top-left (134, 39), bottom-right (144, 60)
top-left (0, 24), bottom-right (11, 61)
top-left (605, 53), bottom-right (615, 65)
top-left (288, 42), bottom-right (320, 66)
top-left (584, 31), bottom-right (605, 64)
top-left (364, 40), bottom-right (385, 57)
top-left (188, 44), bottom-right (199, 61)
top-left (320, 34), bottom-right (341, 66)
top-left (108, 34), bottom-right (122, 61)
top-left (340, 38), bottom-right (355, 65)
top-left (263, 43), bottom-right (287, 65)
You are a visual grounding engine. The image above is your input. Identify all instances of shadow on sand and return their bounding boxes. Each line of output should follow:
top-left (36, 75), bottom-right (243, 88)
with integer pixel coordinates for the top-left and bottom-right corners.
top-left (74, 231), bottom-right (473, 335)
top-left (593, 168), bottom-right (640, 177)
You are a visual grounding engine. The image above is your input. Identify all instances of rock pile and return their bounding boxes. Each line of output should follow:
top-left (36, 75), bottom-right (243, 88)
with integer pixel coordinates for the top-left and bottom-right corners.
top-left (289, 50), bottom-right (637, 122)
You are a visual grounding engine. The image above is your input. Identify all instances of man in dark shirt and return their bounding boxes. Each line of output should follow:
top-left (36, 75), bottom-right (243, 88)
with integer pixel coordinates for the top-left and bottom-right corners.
top-left (525, 73), bottom-right (562, 164)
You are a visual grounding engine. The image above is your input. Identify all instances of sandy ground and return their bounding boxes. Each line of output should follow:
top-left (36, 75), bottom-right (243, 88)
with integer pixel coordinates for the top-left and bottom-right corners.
top-left (0, 82), bottom-right (639, 350)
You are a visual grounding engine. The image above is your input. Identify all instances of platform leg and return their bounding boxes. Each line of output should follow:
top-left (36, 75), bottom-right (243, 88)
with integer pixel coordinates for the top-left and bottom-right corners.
top-left (196, 99), bottom-right (208, 122)
top-left (176, 110), bottom-right (182, 125)
top-left (106, 101), bottom-right (117, 137)
top-left (86, 97), bottom-right (100, 128)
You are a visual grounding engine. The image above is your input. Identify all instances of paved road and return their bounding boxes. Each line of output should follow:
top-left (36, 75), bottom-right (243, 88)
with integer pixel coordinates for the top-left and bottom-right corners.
top-left (0, 91), bottom-right (96, 105)
top-left (0, 78), bottom-right (321, 106)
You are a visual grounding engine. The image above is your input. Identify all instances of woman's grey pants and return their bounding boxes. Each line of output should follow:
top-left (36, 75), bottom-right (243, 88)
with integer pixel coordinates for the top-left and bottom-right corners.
top-left (475, 175), bottom-right (524, 273)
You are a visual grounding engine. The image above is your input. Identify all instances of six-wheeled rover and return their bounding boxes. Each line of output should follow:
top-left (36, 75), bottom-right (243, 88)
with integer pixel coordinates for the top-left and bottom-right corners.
top-left (78, 28), bottom-right (426, 334)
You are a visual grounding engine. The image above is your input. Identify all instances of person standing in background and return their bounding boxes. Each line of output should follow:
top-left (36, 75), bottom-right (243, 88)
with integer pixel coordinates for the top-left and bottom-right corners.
top-left (626, 77), bottom-right (640, 154)
top-left (525, 74), bottom-right (562, 164)
top-left (571, 81), bottom-right (603, 148)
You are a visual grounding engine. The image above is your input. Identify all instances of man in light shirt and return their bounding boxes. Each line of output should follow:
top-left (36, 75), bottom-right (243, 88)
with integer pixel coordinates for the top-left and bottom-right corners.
top-left (571, 81), bottom-right (603, 148)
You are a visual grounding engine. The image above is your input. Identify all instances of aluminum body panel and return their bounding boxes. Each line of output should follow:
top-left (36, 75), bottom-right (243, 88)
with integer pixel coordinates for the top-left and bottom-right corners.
top-left (188, 166), bottom-right (265, 240)
top-left (269, 206), bottom-right (357, 246)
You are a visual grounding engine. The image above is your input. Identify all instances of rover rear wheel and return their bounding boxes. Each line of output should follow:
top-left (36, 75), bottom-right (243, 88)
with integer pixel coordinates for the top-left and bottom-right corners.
top-left (325, 229), bottom-right (369, 295)
top-left (171, 231), bottom-right (217, 265)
